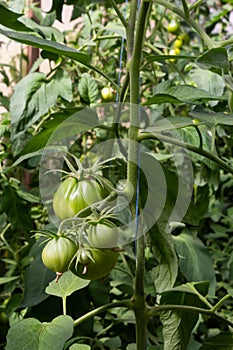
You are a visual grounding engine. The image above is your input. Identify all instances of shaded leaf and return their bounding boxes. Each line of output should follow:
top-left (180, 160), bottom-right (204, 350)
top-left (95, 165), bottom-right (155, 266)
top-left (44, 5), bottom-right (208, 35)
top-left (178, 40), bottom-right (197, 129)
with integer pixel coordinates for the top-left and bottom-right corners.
top-left (20, 239), bottom-right (55, 308)
top-left (190, 109), bottom-right (233, 126)
top-left (0, 276), bottom-right (20, 285)
top-left (200, 332), bottom-right (233, 350)
top-left (173, 232), bottom-right (216, 295)
top-left (6, 315), bottom-right (74, 350)
top-left (48, 0), bottom-right (64, 22)
top-left (160, 282), bottom-right (209, 350)
top-left (19, 107), bottom-right (99, 155)
top-left (196, 47), bottom-right (229, 72)
top-left (0, 2), bottom-right (31, 32)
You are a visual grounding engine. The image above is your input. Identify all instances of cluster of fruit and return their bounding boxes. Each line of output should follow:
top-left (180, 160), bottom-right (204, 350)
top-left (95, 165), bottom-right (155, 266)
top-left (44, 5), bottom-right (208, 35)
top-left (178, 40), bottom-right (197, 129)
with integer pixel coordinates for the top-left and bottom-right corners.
top-left (167, 20), bottom-right (189, 61)
top-left (41, 164), bottom-right (121, 282)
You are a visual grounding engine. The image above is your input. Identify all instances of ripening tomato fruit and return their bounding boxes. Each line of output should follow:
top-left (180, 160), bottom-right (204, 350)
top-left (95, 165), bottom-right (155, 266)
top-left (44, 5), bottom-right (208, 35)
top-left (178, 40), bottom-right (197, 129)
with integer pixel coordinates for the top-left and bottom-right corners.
top-left (101, 87), bottom-right (115, 102)
top-left (53, 177), bottom-right (108, 220)
top-left (167, 20), bottom-right (180, 34)
top-left (70, 247), bottom-right (119, 280)
top-left (42, 236), bottom-right (77, 273)
top-left (88, 220), bottom-right (120, 248)
top-left (174, 38), bottom-right (183, 49)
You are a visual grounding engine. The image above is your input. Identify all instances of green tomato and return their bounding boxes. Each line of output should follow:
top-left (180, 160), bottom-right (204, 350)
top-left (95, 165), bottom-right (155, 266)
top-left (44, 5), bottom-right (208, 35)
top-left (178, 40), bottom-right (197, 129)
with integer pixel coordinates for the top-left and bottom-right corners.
top-left (42, 236), bottom-right (77, 273)
top-left (174, 38), bottom-right (183, 49)
top-left (88, 220), bottom-right (120, 248)
top-left (53, 177), bottom-right (108, 220)
top-left (70, 248), bottom-right (119, 280)
top-left (167, 20), bottom-right (180, 34)
top-left (101, 87), bottom-right (115, 102)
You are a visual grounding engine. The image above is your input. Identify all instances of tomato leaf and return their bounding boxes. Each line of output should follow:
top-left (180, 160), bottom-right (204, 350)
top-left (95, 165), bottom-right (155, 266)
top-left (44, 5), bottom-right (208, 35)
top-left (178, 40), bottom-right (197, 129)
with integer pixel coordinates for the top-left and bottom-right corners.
top-left (0, 28), bottom-right (90, 65)
top-left (200, 332), bottom-right (233, 350)
top-left (10, 69), bottom-right (72, 138)
top-left (20, 239), bottom-right (55, 308)
top-left (160, 281), bottom-right (209, 350)
top-left (78, 73), bottom-right (99, 105)
top-left (196, 47), bottom-right (229, 72)
top-left (0, 2), bottom-right (31, 32)
top-left (173, 232), bottom-right (216, 295)
top-left (46, 271), bottom-right (90, 298)
top-left (144, 85), bottom-right (226, 105)
top-left (5, 315), bottom-right (74, 350)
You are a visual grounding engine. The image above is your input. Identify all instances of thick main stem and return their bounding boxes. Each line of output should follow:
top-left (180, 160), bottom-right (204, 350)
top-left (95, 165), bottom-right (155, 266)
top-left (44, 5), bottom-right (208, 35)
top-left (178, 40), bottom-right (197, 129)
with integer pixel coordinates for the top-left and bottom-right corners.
top-left (127, 1), bottom-right (151, 349)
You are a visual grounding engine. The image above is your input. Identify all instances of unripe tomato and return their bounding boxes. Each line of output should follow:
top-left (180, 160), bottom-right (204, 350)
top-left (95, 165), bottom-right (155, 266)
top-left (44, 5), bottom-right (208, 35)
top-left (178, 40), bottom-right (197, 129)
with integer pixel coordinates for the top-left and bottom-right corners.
top-left (174, 38), bottom-right (183, 49)
top-left (167, 20), bottom-right (180, 34)
top-left (53, 177), bottom-right (108, 220)
top-left (88, 220), bottom-right (120, 248)
top-left (42, 236), bottom-right (77, 273)
top-left (70, 248), bottom-right (118, 280)
top-left (169, 48), bottom-right (181, 62)
top-left (101, 87), bottom-right (115, 102)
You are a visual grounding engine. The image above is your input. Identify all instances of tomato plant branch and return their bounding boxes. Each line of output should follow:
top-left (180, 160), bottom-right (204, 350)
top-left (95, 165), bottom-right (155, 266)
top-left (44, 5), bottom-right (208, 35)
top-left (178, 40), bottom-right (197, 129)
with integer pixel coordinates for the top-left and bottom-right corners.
top-left (73, 299), bottom-right (132, 327)
top-left (148, 304), bottom-right (233, 328)
top-left (146, 0), bottom-right (215, 49)
top-left (137, 132), bottom-right (233, 174)
top-left (108, 0), bottom-right (128, 28)
top-left (211, 293), bottom-right (232, 313)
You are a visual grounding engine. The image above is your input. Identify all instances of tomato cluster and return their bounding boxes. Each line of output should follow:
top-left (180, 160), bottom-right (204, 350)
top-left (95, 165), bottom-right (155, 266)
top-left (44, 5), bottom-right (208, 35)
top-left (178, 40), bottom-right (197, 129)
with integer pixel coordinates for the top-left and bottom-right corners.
top-left (42, 172), bottom-right (121, 281)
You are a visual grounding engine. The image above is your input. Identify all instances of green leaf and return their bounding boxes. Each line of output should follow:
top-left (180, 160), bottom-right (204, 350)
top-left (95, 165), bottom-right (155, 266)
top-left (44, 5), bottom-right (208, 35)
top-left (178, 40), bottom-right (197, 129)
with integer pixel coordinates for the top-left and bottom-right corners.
top-left (10, 69), bottom-right (72, 137)
top-left (0, 28), bottom-right (90, 65)
top-left (0, 276), bottom-right (20, 285)
top-left (196, 47), bottom-right (229, 72)
top-left (173, 232), bottom-right (216, 295)
top-left (189, 67), bottom-right (225, 106)
top-left (0, 183), bottom-right (34, 232)
top-left (48, 0), bottom-right (65, 22)
top-left (6, 315), bottom-right (74, 350)
top-left (0, 2), bottom-right (31, 32)
top-left (20, 239), bottom-right (55, 308)
top-left (160, 282), bottom-right (209, 350)
top-left (78, 73), bottom-right (99, 104)
top-left (200, 332), bottom-right (233, 350)
top-left (12, 146), bottom-right (68, 166)
top-left (150, 226), bottom-right (178, 293)
top-left (184, 185), bottom-right (210, 226)
top-left (46, 271), bottom-right (90, 298)
top-left (144, 116), bottom-right (195, 133)
top-left (190, 109), bottom-right (233, 126)
top-left (19, 107), bottom-right (98, 155)
top-left (145, 85), bottom-right (226, 106)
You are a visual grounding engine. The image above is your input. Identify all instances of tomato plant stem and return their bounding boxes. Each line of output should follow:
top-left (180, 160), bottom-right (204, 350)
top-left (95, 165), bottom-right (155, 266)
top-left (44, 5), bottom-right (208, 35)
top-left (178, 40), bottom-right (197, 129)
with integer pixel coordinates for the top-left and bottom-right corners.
top-left (127, 1), bottom-right (151, 349)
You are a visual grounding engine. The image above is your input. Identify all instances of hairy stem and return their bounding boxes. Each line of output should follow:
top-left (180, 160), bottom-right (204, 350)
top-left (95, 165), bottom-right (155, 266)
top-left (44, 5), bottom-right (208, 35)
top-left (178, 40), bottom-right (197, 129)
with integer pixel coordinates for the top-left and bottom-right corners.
top-left (127, 1), bottom-right (151, 349)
